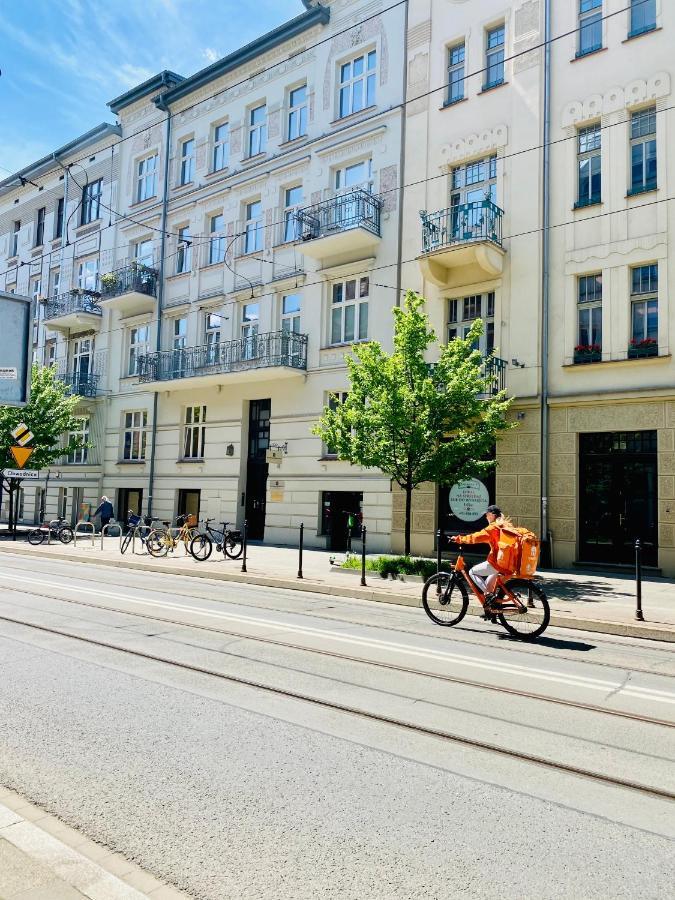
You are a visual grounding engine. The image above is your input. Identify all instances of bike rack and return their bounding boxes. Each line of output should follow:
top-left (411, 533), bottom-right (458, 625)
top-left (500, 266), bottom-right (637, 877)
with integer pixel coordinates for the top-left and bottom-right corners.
top-left (73, 520), bottom-right (96, 548)
top-left (100, 521), bottom-right (123, 550)
top-left (132, 524), bottom-right (153, 555)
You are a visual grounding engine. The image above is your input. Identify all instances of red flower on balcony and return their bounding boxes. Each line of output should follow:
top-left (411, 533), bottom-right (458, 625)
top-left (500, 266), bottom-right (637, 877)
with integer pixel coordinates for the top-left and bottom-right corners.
top-left (629, 337), bottom-right (657, 347)
top-left (574, 343), bottom-right (602, 353)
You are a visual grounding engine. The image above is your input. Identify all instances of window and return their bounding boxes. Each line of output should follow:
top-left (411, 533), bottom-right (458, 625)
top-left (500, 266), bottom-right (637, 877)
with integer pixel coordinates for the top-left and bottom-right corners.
top-left (31, 278), bottom-right (42, 303)
top-left (449, 155), bottom-right (497, 240)
top-left (577, 123), bottom-right (601, 207)
top-left (123, 411), bottom-right (148, 461)
top-left (248, 104), bottom-right (267, 157)
top-left (50, 269), bottom-right (60, 298)
top-left (630, 0), bottom-right (656, 36)
top-left (288, 85), bottom-right (308, 140)
top-left (137, 155), bottom-right (158, 202)
top-left (339, 50), bottom-right (377, 117)
top-left (128, 325), bottom-right (150, 376)
top-left (180, 138), bottom-right (195, 185)
top-left (630, 107), bottom-right (657, 194)
top-left (209, 214), bottom-right (224, 264)
top-left (631, 264), bottom-right (658, 345)
top-left (244, 200), bottom-right (263, 254)
top-left (11, 221), bottom-right (20, 257)
top-left (205, 313), bottom-right (222, 364)
top-left (331, 277), bottom-right (369, 345)
top-left (281, 293), bottom-right (301, 333)
top-left (35, 207), bottom-right (45, 246)
top-left (81, 179), bottom-right (102, 225)
top-left (44, 339), bottom-right (56, 366)
top-left (135, 239), bottom-right (153, 267)
top-left (183, 406), bottom-right (206, 459)
top-left (578, 0), bottom-right (602, 56)
top-left (577, 274), bottom-right (603, 350)
top-left (325, 392), bottom-right (348, 456)
top-left (176, 226), bottom-right (191, 274)
top-left (335, 159), bottom-right (373, 193)
top-left (78, 258), bottom-right (99, 291)
top-left (447, 43), bottom-right (465, 104)
top-left (241, 303), bottom-right (259, 359)
top-left (68, 417), bottom-right (89, 464)
top-left (172, 317), bottom-right (187, 351)
top-left (283, 186), bottom-right (303, 242)
top-left (213, 122), bottom-right (229, 171)
top-left (484, 24), bottom-right (505, 89)
top-left (448, 292), bottom-right (495, 355)
top-left (58, 487), bottom-right (69, 521)
top-left (55, 198), bottom-right (64, 239)
top-left (73, 337), bottom-right (92, 378)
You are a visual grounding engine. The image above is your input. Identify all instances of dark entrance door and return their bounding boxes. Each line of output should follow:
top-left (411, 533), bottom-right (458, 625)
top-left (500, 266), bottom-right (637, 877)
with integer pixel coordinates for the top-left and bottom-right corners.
top-left (245, 399), bottom-right (270, 540)
top-left (579, 431), bottom-right (657, 566)
top-left (177, 489), bottom-right (201, 520)
top-left (321, 491), bottom-right (363, 551)
top-left (118, 488), bottom-right (143, 523)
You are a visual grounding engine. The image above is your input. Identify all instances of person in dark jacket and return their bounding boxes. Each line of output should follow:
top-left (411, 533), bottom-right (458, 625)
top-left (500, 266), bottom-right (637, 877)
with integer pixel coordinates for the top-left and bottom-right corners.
top-left (94, 496), bottom-right (114, 531)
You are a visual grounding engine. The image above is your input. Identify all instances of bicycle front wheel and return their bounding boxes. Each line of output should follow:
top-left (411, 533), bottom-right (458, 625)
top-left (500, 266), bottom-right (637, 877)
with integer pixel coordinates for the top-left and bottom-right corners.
top-left (120, 530), bottom-right (133, 554)
top-left (498, 579), bottom-right (550, 640)
top-left (422, 573), bottom-right (468, 626)
top-left (59, 526), bottom-right (74, 544)
top-left (27, 529), bottom-right (45, 546)
top-left (146, 531), bottom-right (169, 557)
top-left (224, 534), bottom-right (243, 559)
top-left (189, 534), bottom-right (213, 561)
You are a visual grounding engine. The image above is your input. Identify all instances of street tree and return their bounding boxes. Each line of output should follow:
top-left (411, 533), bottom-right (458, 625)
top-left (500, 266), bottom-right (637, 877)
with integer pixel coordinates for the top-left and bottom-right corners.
top-left (313, 292), bottom-right (514, 555)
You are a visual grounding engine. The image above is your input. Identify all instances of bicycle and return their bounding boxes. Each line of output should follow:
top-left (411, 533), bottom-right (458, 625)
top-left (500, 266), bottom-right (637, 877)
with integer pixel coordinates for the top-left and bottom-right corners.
top-left (189, 518), bottom-right (243, 561)
top-left (120, 512), bottom-right (154, 555)
top-left (422, 543), bottom-right (550, 640)
top-left (146, 513), bottom-right (200, 558)
top-left (27, 516), bottom-right (74, 546)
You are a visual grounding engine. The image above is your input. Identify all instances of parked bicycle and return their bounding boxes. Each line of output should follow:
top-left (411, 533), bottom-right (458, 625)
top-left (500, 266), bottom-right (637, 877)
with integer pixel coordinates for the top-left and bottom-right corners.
top-left (422, 543), bottom-right (550, 640)
top-left (146, 513), bottom-right (200, 558)
top-left (120, 512), bottom-right (154, 555)
top-left (189, 518), bottom-right (243, 561)
top-left (27, 516), bottom-right (74, 546)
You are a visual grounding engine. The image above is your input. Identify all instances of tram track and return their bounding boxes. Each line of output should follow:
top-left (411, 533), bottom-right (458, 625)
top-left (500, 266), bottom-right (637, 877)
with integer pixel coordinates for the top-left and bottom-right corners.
top-left (0, 606), bottom-right (674, 803)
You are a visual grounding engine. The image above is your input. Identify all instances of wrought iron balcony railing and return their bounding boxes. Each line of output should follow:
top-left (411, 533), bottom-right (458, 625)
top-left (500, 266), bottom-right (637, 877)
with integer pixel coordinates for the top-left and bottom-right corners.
top-left (43, 290), bottom-right (101, 322)
top-left (294, 189), bottom-right (382, 242)
top-left (427, 355), bottom-right (507, 396)
top-left (137, 330), bottom-right (308, 383)
top-left (100, 263), bottom-right (158, 300)
top-left (57, 372), bottom-right (100, 398)
top-left (420, 199), bottom-right (504, 254)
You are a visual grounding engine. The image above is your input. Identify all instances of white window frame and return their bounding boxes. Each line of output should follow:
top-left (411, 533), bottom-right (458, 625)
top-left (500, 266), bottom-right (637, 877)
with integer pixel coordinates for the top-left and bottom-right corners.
top-left (447, 42), bottom-right (466, 105)
top-left (11, 221), bottom-right (20, 257)
top-left (134, 239), bottom-right (153, 267)
top-left (248, 104), bottom-right (267, 158)
top-left (209, 214), bottom-right (225, 264)
top-left (179, 138), bottom-right (195, 185)
top-left (484, 24), bottom-right (505, 89)
top-left (283, 185), bottom-right (303, 243)
top-left (50, 269), bottom-right (61, 297)
top-left (35, 207), bottom-right (45, 247)
top-left (281, 293), bottom-right (301, 333)
top-left (244, 200), bottom-right (263, 254)
top-left (630, 0), bottom-right (656, 36)
top-left (81, 179), bottom-right (102, 225)
top-left (123, 410), bottom-right (148, 461)
top-left (183, 405), bottom-right (206, 459)
top-left (137, 154), bottom-right (158, 203)
top-left (78, 258), bottom-right (99, 291)
top-left (577, 123), bottom-right (602, 207)
top-left (212, 122), bottom-right (229, 172)
top-left (325, 391), bottom-right (349, 456)
top-left (576, 274), bottom-right (603, 350)
top-left (330, 276), bottom-right (369, 345)
top-left (630, 106), bottom-right (657, 194)
top-left (630, 264), bottom-right (658, 344)
top-left (334, 159), bottom-right (373, 194)
top-left (68, 417), bottom-right (89, 464)
top-left (176, 226), bottom-right (191, 274)
top-left (338, 49), bottom-right (377, 118)
top-left (128, 324), bottom-right (150, 376)
top-left (448, 292), bottom-right (495, 355)
top-left (205, 313), bottom-right (222, 364)
top-left (288, 85), bottom-right (308, 141)
top-left (578, 0), bottom-right (603, 56)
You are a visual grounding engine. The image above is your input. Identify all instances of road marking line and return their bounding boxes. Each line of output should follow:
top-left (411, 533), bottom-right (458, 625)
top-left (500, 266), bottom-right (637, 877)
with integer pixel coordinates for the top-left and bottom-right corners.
top-left (1, 573), bottom-right (674, 705)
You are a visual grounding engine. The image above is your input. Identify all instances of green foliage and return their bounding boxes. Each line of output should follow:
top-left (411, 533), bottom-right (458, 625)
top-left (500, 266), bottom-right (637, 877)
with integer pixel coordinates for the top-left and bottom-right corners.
top-left (0, 365), bottom-right (87, 470)
top-left (341, 554), bottom-right (438, 580)
top-left (313, 291), bottom-right (515, 553)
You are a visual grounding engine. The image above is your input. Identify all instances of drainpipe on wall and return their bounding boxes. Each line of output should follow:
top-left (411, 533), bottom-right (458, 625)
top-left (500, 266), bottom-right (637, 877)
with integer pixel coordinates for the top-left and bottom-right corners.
top-left (146, 98), bottom-right (172, 518)
top-left (394, 0), bottom-right (409, 309)
top-left (540, 0), bottom-right (552, 553)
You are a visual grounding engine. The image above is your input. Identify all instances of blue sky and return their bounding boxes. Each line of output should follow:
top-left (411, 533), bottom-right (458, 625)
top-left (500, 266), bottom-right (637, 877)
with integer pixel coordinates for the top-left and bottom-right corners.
top-left (0, 0), bottom-right (302, 176)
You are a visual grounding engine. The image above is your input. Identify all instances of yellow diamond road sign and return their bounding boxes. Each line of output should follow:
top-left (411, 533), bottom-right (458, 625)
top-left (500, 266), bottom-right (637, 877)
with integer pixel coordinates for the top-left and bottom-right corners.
top-left (11, 422), bottom-right (33, 446)
top-left (10, 446), bottom-right (33, 469)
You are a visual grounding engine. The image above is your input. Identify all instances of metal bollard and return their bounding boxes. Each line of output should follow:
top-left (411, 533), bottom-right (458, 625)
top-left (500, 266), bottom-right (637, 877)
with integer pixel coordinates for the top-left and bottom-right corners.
top-left (635, 538), bottom-right (644, 621)
top-left (436, 528), bottom-right (443, 594)
top-left (241, 519), bottom-right (248, 573)
top-left (360, 524), bottom-right (367, 586)
top-left (297, 522), bottom-right (304, 579)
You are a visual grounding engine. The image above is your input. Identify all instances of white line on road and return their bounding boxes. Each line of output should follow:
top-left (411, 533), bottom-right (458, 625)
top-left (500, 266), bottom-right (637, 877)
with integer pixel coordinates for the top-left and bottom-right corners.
top-left (0, 572), bottom-right (674, 706)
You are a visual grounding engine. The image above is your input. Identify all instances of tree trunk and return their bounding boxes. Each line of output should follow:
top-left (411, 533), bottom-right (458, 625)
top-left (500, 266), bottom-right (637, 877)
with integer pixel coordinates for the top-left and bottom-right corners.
top-left (404, 482), bottom-right (413, 557)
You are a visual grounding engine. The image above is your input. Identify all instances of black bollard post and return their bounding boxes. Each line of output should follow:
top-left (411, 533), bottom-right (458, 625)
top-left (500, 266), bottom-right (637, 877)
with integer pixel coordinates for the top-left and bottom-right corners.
top-left (241, 519), bottom-right (248, 574)
top-left (360, 524), bottom-right (367, 586)
top-left (635, 538), bottom-right (644, 621)
top-left (436, 528), bottom-right (443, 594)
top-left (297, 522), bottom-right (304, 579)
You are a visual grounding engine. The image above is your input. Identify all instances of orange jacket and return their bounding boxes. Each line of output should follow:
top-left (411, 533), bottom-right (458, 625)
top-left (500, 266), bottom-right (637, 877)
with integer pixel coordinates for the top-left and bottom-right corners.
top-left (456, 522), bottom-right (502, 571)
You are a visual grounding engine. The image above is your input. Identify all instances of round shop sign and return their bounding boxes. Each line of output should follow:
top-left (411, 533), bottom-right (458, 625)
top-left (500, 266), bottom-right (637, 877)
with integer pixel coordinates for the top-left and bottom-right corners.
top-left (449, 478), bottom-right (489, 522)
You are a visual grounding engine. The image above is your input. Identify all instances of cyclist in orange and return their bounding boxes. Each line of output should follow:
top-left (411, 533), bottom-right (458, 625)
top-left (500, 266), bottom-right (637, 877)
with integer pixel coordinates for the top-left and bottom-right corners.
top-left (450, 504), bottom-right (507, 612)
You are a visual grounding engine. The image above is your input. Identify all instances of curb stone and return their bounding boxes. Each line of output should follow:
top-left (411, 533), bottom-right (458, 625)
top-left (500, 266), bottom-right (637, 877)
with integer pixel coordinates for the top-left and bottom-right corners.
top-left (0, 543), bottom-right (673, 643)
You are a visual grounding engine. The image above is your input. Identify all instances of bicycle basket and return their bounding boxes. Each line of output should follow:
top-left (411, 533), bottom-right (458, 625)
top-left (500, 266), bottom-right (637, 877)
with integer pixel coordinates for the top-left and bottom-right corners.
top-left (128, 513), bottom-right (142, 527)
top-left (185, 513), bottom-right (197, 527)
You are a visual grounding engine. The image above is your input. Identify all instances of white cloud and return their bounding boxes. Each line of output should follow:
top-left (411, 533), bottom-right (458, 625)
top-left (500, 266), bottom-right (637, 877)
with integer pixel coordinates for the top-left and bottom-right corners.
top-left (202, 47), bottom-right (219, 63)
top-left (116, 64), bottom-right (155, 90)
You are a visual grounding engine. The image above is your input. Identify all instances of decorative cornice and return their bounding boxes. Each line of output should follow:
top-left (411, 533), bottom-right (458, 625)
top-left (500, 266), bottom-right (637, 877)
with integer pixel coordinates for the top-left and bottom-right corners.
top-left (561, 72), bottom-right (670, 127)
top-left (439, 125), bottom-right (508, 166)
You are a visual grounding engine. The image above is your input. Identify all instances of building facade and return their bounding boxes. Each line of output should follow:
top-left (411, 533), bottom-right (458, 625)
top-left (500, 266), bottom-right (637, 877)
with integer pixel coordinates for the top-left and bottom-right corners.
top-left (2, 0), bottom-right (674, 574)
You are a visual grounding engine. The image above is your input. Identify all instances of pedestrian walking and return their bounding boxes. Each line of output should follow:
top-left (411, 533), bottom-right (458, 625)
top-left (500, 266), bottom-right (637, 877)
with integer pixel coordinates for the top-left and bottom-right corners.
top-left (94, 496), bottom-right (114, 532)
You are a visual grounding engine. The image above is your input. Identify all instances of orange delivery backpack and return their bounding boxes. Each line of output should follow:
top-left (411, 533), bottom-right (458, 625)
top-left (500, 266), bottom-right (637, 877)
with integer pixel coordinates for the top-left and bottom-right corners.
top-left (495, 525), bottom-right (540, 577)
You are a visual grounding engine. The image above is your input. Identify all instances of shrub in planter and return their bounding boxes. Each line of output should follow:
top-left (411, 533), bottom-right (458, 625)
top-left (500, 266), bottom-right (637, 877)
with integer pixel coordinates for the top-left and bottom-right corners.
top-left (573, 343), bottom-right (601, 364)
top-left (100, 272), bottom-right (120, 294)
top-left (628, 338), bottom-right (658, 359)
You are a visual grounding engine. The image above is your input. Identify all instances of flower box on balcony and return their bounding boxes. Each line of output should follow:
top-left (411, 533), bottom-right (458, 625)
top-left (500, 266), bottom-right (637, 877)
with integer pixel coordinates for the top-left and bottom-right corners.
top-left (628, 339), bottom-right (658, 359)
top-left (573, 345), bottom-right (602, 364)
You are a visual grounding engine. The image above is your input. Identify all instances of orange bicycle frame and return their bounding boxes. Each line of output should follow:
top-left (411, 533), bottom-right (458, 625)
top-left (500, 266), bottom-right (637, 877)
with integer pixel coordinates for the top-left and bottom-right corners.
top-left (453, 550), bottom-right (527, 612)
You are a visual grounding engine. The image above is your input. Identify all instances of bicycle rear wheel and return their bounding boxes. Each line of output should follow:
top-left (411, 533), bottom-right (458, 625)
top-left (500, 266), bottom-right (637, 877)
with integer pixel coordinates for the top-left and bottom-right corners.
top-left (146, 530), bottom-right (169, 557)
top-left (27, 529), bottom-right (45, 546)
top-left (59, 526), bottom-right (74, 544)
top-left (497, 579), bottom-right (550, 640)
top-left (224, 533), bottom-right (243, 559)
top-left (189, 534), bottom-right (213, 561)
top-left (422, 573), bottom-right (468, 626)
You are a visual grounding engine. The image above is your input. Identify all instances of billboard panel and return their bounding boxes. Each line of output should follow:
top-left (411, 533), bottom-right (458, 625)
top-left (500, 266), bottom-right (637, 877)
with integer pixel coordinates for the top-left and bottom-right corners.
top-left (0, 291), bottom-right (32, 407)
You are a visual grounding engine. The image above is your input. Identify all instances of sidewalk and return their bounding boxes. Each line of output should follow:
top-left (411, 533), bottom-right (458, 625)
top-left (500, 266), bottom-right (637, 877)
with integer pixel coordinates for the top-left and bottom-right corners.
top-left (0, 538), bottom-right (673, 641)
top-left (0, 786), bottom-right (187, 900)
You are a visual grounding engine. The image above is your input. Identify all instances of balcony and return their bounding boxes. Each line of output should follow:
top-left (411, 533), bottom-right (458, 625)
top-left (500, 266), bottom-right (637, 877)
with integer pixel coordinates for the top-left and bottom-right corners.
top-left (294, 190), bottom-right (382, 262)
top-left (418, 200), bottom-right (505, 289)
top-left (43, 290), bottom-right (102, 333)
top-left (98, 264), bottom-right (158, 316)
top-left (57, 372), bottom-right (101, 399)
top-left (138, 330), bottom-right (308, 391)
top-left (428, 355), bottom-right (507, 397)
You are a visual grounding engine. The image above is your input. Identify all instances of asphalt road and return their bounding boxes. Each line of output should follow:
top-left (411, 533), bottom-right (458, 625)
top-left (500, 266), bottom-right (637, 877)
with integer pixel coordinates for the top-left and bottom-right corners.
top-left (0, 552), bottom-right (673, 899)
